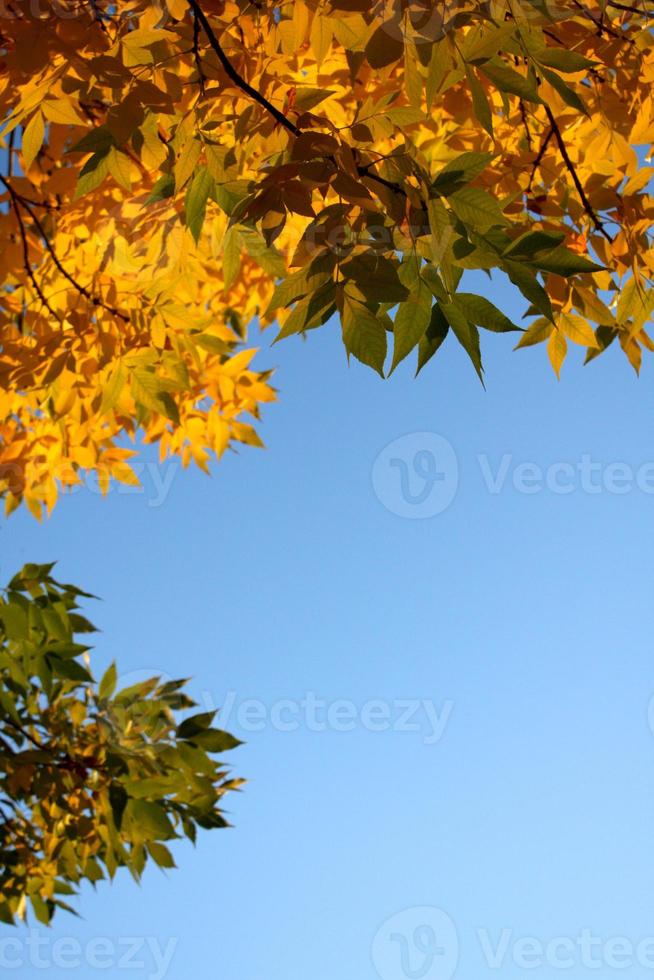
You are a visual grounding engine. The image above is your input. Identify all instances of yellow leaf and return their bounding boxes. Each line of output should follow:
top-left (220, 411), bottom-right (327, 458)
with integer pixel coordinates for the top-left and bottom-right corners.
top-left (107, 148), bottom-right (133, 191)
top-left (22, 112), bottom-right (45, 170)
top-left (174, 139), bottom-right (201, 191)
top-left (310, 13), bottom-right (333, 66)
top-left (42, 99), bottom-right (85, 126)
top-left (558, 313), bottom-right (598, 347)
top-left (548, 329), bottom-right (567, 379)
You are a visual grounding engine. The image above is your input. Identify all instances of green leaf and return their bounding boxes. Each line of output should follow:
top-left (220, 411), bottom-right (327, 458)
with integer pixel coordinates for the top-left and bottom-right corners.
top-left (30, 895), bottom-right (53, 925)
top-left (48, 656), bottom-right (93, 683)
top-left (177, 710), bottom-right (215, 739)
top-left (107, 147), bottom-right (132, 191)
top-left (531, 246), bottom-right (604, 276)
top-left (480, 62), bottom-right (542, 102)
top-left (0, 600), bottom-right (28, 639)
top-left (462, 23), bottom-right (516, 64)
top-left (69, 126), bottom-right (116, 155)
top-left (391, 278), bottom-right (433, 372)
top-left (454, 293), bottom-right (521, 332)
top-left (146, 173), bottom-right (175, 203)
top-left (187, 729), bottom-right (242, 752)
top-left (503, 230), bottom-right (566, 258)
top-left (99, 362), bottom-right (126, 415)
top-left (274, 282), bottom-right (336, 342)
top-left (128, 800), bottom-right (176, 841)
top-left (184, 166), bottom-right (213, 243)
top-left (131, 370), bottom-right (180, 424)
top-left (340, 253), bottom-right (409, 304)
top-left (441, 301), bottom-right (484, 383)
top-left (432, 151), bottom-right (494, 196)
top-left (466, 67), bottom-right (493, 136)
top-left (265, 258), bottom-right (333, 316)
top-left (584, 325), bottom-right (618, 363)
top-left (341, 296), bottom-right (388, 376)
top-left (99, 662), bottom-right (117, 700)
top-left (147, 841), bottom-right (176, 869)
top-left (448, 186), bottom-right (508, 230)
top-left (74, 149), bottom-right (110, 199)
top-left (535, 48), bottom-right (595, 72)
top-left (416, 303), bottom-right (449, 375)
top-left (109, 783), bottom-right (128, 830)
top-left (540, 68), bottom-right (588, 114)
top-left (503, 259), bottom-right (554, 321)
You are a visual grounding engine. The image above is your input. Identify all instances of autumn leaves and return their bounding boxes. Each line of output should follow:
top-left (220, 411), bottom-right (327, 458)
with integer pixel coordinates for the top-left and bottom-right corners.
top-left (0, 0), bottom-right (653, 517)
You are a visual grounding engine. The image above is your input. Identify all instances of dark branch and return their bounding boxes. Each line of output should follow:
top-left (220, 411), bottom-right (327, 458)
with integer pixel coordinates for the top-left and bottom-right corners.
top-left (192, 4), bottom-right (206, 97)
top-left (188, 1), bottom-right (409, 201)
top-left (544, 107), bottom-right (613, 242)
top-left (1, 177), bottom-right (61, 321)
top-left (527, 126), bottom-right (553, 192)
top-left (188, 0), bottom-right (299, 136)
top-left (0, 174), bottom-right (128, 323)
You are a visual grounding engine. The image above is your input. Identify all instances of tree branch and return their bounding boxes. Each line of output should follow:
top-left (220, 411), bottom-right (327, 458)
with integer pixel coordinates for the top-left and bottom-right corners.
top-left (0, 174), bottom-right (128, 323)
top-left (188, 0), bottom-right (410, 202)
top-left (527, 126), bottom-right (553, 192)
top-left (544, 107), bottom-right (613, 242)
top-left (187, 0), bottom-right (299, 136)
top-left (1, 178), bottom-right (61, 322)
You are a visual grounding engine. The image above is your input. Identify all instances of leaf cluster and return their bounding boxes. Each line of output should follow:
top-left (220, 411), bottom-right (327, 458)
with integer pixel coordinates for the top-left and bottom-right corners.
top-left (0, 564), bottom-right (240, 924)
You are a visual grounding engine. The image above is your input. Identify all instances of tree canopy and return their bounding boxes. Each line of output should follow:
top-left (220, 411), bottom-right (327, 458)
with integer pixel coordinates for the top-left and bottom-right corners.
top-left (1, 0), bottom-right (654, 926)
top-left (0, 563), bottom-right (241, 926)
top-left (0, 0), bottom-right (653, 516)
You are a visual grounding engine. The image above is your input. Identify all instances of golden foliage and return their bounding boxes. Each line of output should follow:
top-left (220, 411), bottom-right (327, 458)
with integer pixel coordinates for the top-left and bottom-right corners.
top-left (1, 0), bottom-right (653, 514)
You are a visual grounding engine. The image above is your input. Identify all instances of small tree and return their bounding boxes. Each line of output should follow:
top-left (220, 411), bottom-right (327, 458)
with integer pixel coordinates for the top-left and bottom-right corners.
top-left (0, 564), bottom-right (240, 925)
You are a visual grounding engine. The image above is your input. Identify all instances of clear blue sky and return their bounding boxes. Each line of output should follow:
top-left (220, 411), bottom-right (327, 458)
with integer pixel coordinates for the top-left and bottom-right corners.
top-left (3, 270), bottom-right (654, 980)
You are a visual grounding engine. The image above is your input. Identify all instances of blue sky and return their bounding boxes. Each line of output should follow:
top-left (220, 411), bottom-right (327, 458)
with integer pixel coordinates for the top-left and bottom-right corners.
top-left (3, 270), bottom-right (654, 980)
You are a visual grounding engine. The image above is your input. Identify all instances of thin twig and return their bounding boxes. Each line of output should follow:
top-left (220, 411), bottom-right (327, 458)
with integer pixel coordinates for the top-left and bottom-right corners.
top-left (192, 4), bottom-right (206, 96)
top-left (2, 182), bottom-right (61, 321)
top-left (0, 174), bottom-right (128, 322)
top-left (527, 126), bottom-right (553, 192)
top-left (544, 106), bottom-right (613, 242)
